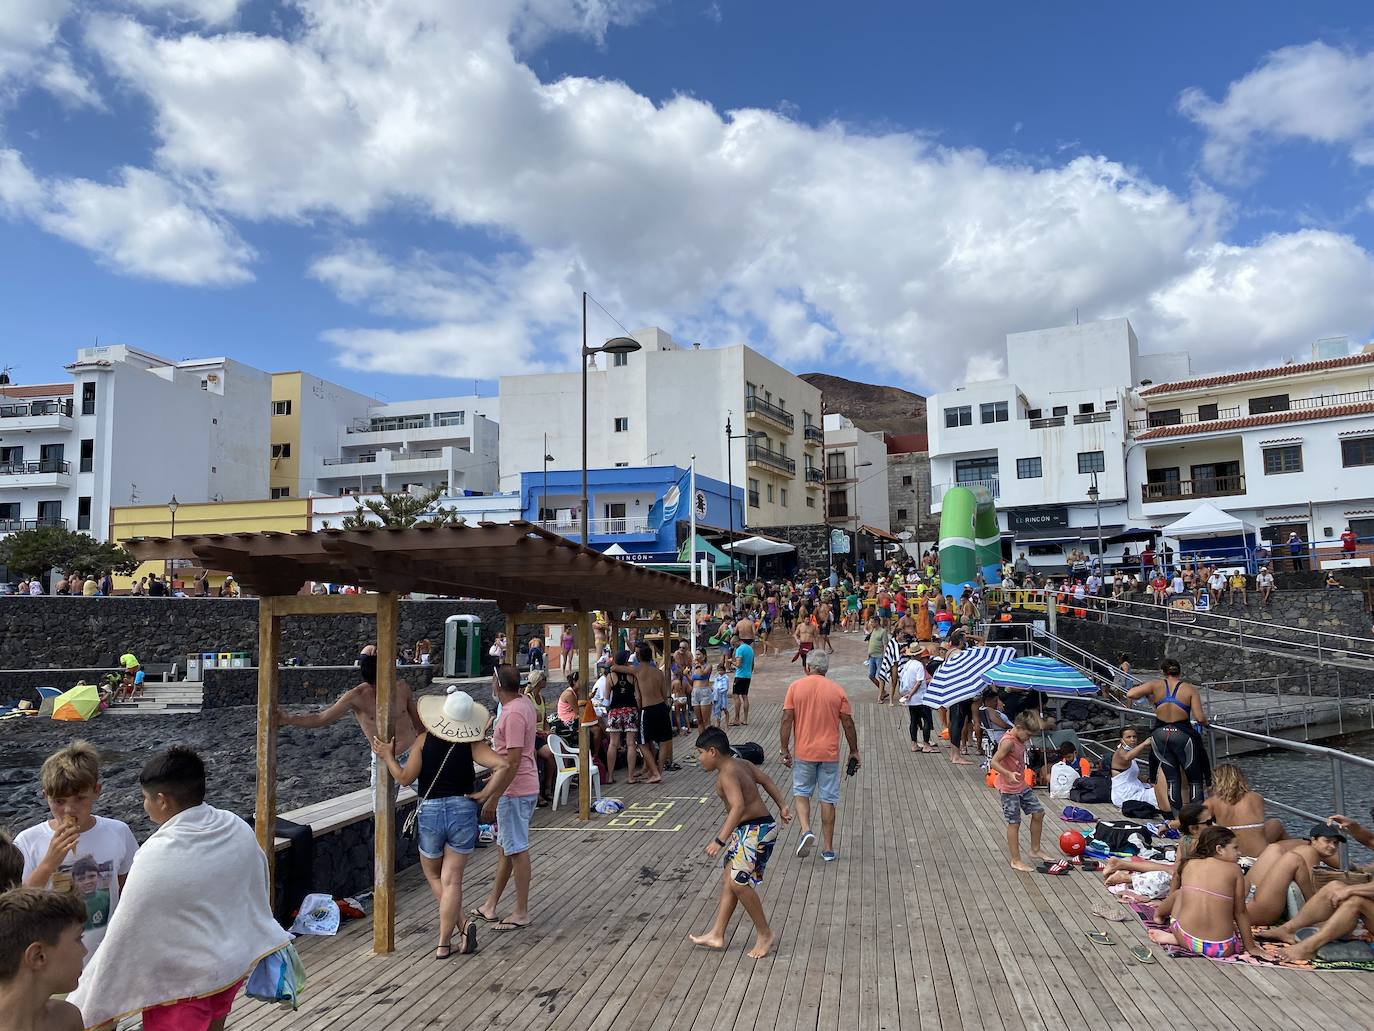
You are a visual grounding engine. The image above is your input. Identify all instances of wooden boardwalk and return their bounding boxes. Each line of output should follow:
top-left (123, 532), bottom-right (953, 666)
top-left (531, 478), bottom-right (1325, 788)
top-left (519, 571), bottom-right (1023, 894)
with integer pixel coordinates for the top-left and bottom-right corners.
top-left (228, 656), bottom-right (1374, 1031)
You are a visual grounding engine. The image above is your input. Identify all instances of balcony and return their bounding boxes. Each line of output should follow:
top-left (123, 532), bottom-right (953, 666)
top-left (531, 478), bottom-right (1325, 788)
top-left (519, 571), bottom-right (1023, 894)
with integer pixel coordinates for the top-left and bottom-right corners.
top-left (747, 443), bottom-right (796, 475)
top-left (805, 466), bottom-right (825, 486)
top-left (0, 400), bottom-right (74, 432)
top-left (825, 463), bottom-right (851, 483)
top-left (0, 518), bottom-right (67, 534)
top-left (1141, 474), bottom-right (1245, 503)
top-left (1129, 407), bottom-right (1242, 434)
top-left (0, 460), bottom-right (72, 488)
top-left (1028, 416), bottom-right (1065, 429)
top-left (804, 424), bottom-right (824, 446)
top-left (931, 478), bottom-right (1000, 504)
top-left (1072, 412), bottom-right (1111, 425)
top-left (537, 516), bottom-right (652, 537)
top-left (745, 395), bottom-right (795, 432)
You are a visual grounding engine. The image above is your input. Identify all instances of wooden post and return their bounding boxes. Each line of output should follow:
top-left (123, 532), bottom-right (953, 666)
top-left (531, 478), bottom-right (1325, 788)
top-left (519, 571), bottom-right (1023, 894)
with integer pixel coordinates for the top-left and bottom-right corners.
top-left (658, 609), bottom-right (672, 676)
top-left (577, 611), bottom-right (592, 821)
top-left (373, 592), bottom-right (398, 954)
top-left (254, 596), bottom-right (282, 890)
top-left (505, 613), bottom-right (517, 669)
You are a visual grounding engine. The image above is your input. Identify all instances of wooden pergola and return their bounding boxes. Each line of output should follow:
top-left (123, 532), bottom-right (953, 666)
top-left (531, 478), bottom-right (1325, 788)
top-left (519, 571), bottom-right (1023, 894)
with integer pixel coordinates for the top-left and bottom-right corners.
top-left (125, 520), bottom-right (727, 953)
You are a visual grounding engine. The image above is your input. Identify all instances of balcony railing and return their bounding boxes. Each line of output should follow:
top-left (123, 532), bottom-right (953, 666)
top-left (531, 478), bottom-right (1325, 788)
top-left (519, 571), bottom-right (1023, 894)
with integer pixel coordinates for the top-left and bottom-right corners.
top-left (322, 454), bottom-right (378, 466)
top-left (805, 466), bottom-right (825, 484)
top-left (0, 460), bottom-right (70, 476)
top-left (825, 463), bottom-right (850, 482)
top-left (1129, 406), bottom-right (1242, 433)
top-left (746, 443), bottom-right (796, 475)
top-left (1072, 412), bottom-right (1111, 425)
top-left (1028, 416), bottom-right (1065, 429)
top-left (1141, 474), bottom-right (1245, 503)
top-left (536, 516), bottom-right (652, 536)
top-left (0, 400), bottom-right (72, 419)
top-left (931, 478), bottom-right (1000, 504)
top-left (828, 505), bottom-right (850, 519)
top-left (1288, 388), bottom-right (1374, 412)
top-left (745, 395), bottom-right (795, 431)
top-left (804, 424), bottom-right (824, 445)
top-left (0, 518), bottom-right (67, 533)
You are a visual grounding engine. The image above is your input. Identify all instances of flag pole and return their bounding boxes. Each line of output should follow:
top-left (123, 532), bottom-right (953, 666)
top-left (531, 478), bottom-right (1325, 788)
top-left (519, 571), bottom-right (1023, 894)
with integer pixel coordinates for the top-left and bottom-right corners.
top-left (689, 456), bottom-right (698, 657)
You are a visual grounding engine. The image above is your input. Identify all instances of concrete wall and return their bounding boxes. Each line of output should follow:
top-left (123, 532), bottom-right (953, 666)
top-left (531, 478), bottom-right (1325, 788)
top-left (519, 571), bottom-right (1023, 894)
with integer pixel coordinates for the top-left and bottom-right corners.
top-left (200, 664), bottom-right (442, 708)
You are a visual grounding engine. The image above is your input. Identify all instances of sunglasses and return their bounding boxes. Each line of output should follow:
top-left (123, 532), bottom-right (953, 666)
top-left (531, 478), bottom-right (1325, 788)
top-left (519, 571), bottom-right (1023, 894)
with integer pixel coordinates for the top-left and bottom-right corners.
top-left (1199, 818), bottom-right (1216, 826)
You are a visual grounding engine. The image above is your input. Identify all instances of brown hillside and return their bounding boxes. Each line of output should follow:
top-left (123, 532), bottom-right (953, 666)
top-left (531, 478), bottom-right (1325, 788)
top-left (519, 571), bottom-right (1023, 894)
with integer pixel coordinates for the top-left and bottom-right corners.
top-left (800, 373), bottom-right (928, 437)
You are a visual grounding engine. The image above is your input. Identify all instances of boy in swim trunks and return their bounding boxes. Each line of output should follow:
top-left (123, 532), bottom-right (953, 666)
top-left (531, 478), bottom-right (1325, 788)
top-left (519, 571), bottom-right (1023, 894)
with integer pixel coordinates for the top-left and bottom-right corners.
top-left (689, 727), bottom-right (791, 960)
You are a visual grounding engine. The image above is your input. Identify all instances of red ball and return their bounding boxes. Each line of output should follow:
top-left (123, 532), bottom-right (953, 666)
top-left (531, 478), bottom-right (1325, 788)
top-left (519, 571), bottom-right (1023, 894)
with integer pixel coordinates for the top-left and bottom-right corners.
top-left (1059, 830), bottom-right (1086, 857)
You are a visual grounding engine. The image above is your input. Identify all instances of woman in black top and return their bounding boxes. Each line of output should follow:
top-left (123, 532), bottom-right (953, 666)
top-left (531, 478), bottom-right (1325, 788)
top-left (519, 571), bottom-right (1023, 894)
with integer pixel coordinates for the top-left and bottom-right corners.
top-left (373, 688), bottom-right (507, 959)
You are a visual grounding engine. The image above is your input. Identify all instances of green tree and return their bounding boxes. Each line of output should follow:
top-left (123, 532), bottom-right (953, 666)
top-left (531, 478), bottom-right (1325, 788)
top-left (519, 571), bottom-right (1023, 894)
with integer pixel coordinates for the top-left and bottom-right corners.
top-left (339, 487), bottom-right (464, 529)
top-left (0, 526), bottom-right (138, 579)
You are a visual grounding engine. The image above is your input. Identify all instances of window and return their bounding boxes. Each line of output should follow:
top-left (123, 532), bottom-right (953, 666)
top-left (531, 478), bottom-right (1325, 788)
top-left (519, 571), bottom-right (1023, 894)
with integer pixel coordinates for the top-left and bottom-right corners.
top-left (77, 497), bottom-right (91, 531)
top-left (980, 401), bottom-right (1009, 424)
top-left (272, 400), bottom-right (292, 416)
top-left (613, 417), bottom-right (629, 433)
top-left (1249, 394), bottom-right (1290, 415)
top-left (1262, 445), bottom-right (1303, 475)
top-left (1051, 405), bottom-right (1068, 417)
top-left (0, 445), bottom-right (21, 465)
top-left (1017, 457), bottom-right (1042, 479)
top-left (1105, 399), bottom-right (1118, 410)
top-left (1148, 409), bottom-right (1181, 427)
top-left (766, 483), bottom-right (775, 503)
top-left (764, 390), bottom-right (771, 404)
top-left (746, 382), bottom-right (757, 397)
top-left (79, 438), bottom-right (93, 473)
top-left (270, 486), bottom-right (290, 499)
top-left (955, 457), bottom-right (998, 483)
top-left (612, 352), bottom-right (628, 367)
top-left (825, 453), bottom-right (848, 479)
top-left (0, 502), bottom-right (16, 522)
top-left (780, 488), bottom-right (787, 507)
top-left (806, 497), bottom-right (816, 508)
top-left (901, 474), bottom-right (912, 486)
top-left (828, 490), bottom-right (849, 517)
top-left (803, 411), bottom-right (814, 426)
top-left (37, 500), bottom-right (61, 526)
top-left (613, 461), bottom-right (629, 467)
top-left (1078, 402), bottom-right (1095, 415)
top-left (435, 410), bottom-right (465, 426)
top-left (1026, 408), bottom-right (1042, 420)
top-left (896, 507), bottom-right (908, 521)
top-left (80, 382), bottom-right (95, 415)
top-left (944, 405), bottom-right (972, 428)
top-left (1198, 403), bottom-right (1219, 422)
top-left (1342, 438), bottom-right (1374, 467)
top-left (1077, 451), bottom-right (1105, 474)
top-left (748, 478), bottom-right (760, 507)
top-left (271, 443), bottom-right (292, 459)
top-left (38, 443), bottom-right (63, 472)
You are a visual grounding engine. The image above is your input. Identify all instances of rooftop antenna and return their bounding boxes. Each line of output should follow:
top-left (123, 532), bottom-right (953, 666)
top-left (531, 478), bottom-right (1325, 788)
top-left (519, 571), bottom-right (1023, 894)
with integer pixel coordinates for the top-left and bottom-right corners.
top-left (0, 365), bottom-right (12, 387)
top-left (1074, 308), bottom-right (1079, 325)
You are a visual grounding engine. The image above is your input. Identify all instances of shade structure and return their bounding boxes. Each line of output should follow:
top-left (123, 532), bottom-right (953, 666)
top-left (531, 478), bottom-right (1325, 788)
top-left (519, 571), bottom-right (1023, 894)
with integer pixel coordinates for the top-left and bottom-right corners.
top-left (723, 536), bottom-right (796, 556)
top-left (982, 655), bottom-right (1098, 698)
top-left (923, 646), bottom-right (1017, 708)
top-left (51, 683), bottom-right (102, 721)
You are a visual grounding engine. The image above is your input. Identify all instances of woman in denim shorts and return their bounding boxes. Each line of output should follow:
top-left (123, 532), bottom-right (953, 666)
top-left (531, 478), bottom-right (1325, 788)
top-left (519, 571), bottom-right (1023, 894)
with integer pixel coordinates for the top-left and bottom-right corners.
top-left (373, 687), bottom-right (506, 959)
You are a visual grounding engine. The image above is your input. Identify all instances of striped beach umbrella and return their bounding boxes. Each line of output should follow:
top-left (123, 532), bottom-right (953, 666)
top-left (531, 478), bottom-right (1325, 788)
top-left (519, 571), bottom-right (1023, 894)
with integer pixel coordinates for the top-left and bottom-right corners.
top-left (923, 646), bottom-right (1017, 708)
top-left (983, 655), bottom-right (1098, 698)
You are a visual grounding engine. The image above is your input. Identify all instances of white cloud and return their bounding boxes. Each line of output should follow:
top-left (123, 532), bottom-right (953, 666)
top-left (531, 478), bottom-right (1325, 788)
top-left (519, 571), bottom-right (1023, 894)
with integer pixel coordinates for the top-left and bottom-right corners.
top-left (0, 0), bottom-right (99, 107)
top-left (1180, 41), bottom-right (1374, 182)
top-left (122, 1), bottom-right (243, 25)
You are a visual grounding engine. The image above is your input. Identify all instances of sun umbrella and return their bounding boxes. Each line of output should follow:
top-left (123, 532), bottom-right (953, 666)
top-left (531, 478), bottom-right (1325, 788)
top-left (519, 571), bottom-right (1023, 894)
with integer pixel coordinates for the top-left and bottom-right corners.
top-left (923, 646), bottom-right (1017, 708)
top-left (51, 683), bottom-right (102, 722)
top-left (982, 655), bottom-right (1098, 697)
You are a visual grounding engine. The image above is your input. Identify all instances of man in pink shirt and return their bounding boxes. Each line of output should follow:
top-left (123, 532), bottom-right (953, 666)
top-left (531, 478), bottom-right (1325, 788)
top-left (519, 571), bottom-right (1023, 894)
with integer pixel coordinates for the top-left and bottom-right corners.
top-left (472, 665), bottom-right (539, 931)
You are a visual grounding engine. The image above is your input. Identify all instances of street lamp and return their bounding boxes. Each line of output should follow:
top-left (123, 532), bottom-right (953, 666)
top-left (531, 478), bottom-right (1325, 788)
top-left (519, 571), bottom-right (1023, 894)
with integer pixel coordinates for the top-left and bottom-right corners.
top-left (166, 495), bottom-right (179, 582)
top-left (580, 291), bottom-right (641, 544)
top-left (542, 434), bottom-right (554, 527)
top-left (1087, 472), bottom-right (1103, 573)
top-left (849, 460), bottom-right (873, 568)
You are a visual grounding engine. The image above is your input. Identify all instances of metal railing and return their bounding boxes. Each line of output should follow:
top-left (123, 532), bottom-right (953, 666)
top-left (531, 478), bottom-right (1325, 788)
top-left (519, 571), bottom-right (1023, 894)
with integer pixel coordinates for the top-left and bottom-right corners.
top-left (932, 477), bottom-right (1000, 503)
top-left (322, 454), bottom-right (378, 466)
top-left (825, 462), bottom-right (850, 481)
top-left (348, 415), bottom-right (431, 433)
top-left (0, 460), bottom-right (70, 476)
top-left (1072, 412), bottom-right (1111, 425)
top-left (745, 395), bottom-right (794, 430)
top-left (0, 517), bottom-right (66, 532)
top-left (1028, 416), bottom-right (1065, 428)
top-left (804, 424), bottom-right (824, 445)
top-left (0, 400), bottom-right (73, 419)
top-left (1141, 473), bottom-right (1244, 502)
top-left (535, 516), bottom-right (651, 536)
top-left (746, 443), bottom-right (795, 475)
top-left (1128, 406), bottom-right (1242, 432)
top-left (805, 466), bottom-right (824, 484)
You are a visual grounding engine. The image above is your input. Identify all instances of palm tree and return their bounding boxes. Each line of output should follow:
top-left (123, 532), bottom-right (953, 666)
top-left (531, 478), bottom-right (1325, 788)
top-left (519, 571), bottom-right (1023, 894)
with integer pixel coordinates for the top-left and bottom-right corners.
top-left (340, 487), bottom-right (464, 529)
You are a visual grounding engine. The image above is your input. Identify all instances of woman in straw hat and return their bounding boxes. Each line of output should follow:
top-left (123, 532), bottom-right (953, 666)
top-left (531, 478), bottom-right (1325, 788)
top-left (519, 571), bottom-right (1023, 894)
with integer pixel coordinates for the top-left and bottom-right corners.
top-left (372, 687), bottom-right (508, 959)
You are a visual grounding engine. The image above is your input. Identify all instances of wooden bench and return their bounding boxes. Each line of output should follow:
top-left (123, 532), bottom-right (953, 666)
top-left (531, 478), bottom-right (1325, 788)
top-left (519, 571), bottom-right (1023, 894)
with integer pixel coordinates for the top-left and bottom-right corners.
top-left (142, 661), bottom-right (178, 682)
top-left (272, 786), bottom-right (419, 851)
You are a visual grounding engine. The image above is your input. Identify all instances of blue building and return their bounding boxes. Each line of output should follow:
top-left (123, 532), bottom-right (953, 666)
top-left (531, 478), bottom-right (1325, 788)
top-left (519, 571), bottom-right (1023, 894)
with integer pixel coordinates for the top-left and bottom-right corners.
top-left (517, 465), bottom-right (744, 562)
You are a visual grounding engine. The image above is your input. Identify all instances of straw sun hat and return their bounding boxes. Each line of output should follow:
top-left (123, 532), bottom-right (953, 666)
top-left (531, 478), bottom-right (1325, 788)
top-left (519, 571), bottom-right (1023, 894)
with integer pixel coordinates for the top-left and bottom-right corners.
top-left (416, 686), bottom-right (492, 744)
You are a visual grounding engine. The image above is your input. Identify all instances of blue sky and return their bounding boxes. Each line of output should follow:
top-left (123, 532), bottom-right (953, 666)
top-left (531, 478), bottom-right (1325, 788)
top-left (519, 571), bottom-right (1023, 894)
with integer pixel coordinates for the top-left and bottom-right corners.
top-left (3, 1), bottom-right (1374, 402)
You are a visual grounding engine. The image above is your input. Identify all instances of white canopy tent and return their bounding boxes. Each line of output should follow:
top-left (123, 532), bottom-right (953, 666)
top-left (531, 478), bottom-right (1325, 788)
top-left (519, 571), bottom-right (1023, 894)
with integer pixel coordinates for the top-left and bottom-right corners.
top-left (1162, 502), bottom-right (1259, 539)
top-left (723, 536), bottom-right (796, 578)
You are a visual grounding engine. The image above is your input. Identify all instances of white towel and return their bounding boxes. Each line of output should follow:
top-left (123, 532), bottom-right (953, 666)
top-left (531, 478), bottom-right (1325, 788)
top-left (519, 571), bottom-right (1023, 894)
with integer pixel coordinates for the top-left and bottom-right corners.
top-left (68, 804), bottom-right (292, 1029)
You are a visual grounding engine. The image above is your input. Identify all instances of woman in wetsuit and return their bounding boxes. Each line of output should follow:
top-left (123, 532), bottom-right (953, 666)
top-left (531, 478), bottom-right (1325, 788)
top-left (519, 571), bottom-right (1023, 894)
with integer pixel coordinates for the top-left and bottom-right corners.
top-left (1127, 658), bottom-right (1209, 817)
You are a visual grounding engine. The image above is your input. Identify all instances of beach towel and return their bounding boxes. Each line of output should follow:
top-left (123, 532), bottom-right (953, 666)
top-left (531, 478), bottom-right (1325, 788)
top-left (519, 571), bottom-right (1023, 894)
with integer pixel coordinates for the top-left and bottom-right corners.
top-left (69, 804), bottom-right (292, 1029)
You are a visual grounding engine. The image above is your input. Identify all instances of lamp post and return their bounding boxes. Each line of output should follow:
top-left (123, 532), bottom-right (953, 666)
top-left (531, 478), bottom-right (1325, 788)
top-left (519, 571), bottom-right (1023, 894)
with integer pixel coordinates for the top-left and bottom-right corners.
top-left (166, 495), bottom-right (179, 582)
top-left (1087, 472), bottom-right (1103, 574)
top-left (580, 291), bottom-right (641, 544)
top-left (849, 460), bottom-right (873, 569)
top-left (724, 416), bottom-right (751, 585)
top-left (542, 434), bottom-right (554, 526)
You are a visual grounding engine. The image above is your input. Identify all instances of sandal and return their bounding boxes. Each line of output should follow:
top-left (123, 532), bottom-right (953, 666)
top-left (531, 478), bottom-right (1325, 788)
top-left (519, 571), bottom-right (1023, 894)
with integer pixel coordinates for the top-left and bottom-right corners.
top-left (468, 907), bottom-right (497, 924)
top-left (460, 920), bottom-right (479, 955)
top-left (435, 942), bottom-right (454, 960)
top-left (1129, 945), bottom-right (1155, 964)
top-left (1038, 860), bottom-right (1071, 876)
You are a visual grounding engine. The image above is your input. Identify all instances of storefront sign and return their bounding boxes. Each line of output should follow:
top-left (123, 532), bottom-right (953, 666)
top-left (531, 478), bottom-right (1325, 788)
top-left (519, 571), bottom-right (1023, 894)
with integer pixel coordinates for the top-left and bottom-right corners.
top-left (1007, 505), bottom-right (1070, 531)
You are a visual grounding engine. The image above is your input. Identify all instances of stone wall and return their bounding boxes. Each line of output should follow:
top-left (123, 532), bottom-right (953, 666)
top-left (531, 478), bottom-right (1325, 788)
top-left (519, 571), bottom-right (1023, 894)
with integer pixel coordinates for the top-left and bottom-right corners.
top-left (886, 451), bottom-right (939, 546)
top-left (747, 522), bottom-right (830, 574)
top-left (0, 597), bottom-right (507, 671)
top-left (200, 664), bottom-right (443, 708)
top-left (293, 801), bottom-right (423, 900)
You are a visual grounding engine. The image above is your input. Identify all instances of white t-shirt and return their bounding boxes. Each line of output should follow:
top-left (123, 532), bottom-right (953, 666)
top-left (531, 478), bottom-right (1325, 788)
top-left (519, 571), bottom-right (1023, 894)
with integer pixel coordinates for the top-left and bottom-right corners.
top-left (16, 816), bottom-right (139, 962)
top-left (899, 660), bottom-right (927, 706)
top-left (1208, 573), bottom-right (1225, 593)
top-left (1170, 576), bottom-right (1184, 594)
top-left (591, 673), bottom-right (611, 713)
top-left (1257, 571), bottom-right (1274, 589)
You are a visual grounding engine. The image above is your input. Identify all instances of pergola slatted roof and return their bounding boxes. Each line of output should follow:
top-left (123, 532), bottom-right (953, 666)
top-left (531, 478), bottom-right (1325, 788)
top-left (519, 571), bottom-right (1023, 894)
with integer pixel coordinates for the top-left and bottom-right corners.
top-left (125, 520), bottom-right (728, 610)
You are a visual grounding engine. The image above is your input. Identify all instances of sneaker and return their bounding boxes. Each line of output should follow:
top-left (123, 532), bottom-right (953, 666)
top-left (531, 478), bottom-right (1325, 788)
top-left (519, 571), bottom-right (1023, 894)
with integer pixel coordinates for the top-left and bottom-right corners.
top-left (821, 850), bottom-right (837, 862)
top-left (796, 831), bottom-right (815, 858)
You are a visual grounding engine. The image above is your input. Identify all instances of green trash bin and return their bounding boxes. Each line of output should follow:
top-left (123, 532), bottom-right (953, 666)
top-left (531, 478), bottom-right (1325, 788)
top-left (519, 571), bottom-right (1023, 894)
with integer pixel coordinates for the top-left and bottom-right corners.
top-left (444, 615), bottom-right (483, 677)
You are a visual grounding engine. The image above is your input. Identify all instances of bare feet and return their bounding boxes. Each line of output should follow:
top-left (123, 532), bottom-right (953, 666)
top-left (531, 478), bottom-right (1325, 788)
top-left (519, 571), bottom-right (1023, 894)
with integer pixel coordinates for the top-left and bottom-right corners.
top-left (1010, 861), bottom-right (1034, 872)
top-left (747, 931), bottom-right (775, 959)
top-left (910, 742), bottom-right (919, 752)
top-left (1031, 850), bottom-right (1054, 863)
top-left (646, 776), bottom-right (662, 784)
top-left (1103, 858), bottom-right (1123, 875)
top-left (689, 932), bottom-right (725, 950)
top-left (950, 757), bottom-right (973, 766)
top-left (1254, 925), bottom-right (1297, 944)
top-left (1286, 941), bottom-right (1317, 962)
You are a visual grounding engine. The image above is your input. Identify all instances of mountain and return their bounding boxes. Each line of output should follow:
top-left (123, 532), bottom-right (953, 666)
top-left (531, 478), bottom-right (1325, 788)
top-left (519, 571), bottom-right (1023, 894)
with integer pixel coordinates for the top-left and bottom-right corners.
top-left (800, 373), bottom-right (928, 437)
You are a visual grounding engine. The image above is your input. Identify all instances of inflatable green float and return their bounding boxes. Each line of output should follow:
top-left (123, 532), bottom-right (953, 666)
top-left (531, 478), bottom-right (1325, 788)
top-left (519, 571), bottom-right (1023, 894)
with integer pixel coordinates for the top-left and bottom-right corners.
top-left (937, 484), bottom-right (1001, 599)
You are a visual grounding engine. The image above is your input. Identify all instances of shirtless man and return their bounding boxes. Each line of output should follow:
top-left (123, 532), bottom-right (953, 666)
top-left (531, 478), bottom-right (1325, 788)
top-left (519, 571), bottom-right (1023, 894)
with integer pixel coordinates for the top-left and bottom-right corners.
top-left (612, 644), bottom-right (670, 778)
top-left (735, 612), bottom-right (757, 668)
top-left (792, 613), bottom-right (818, 668)
top-left (1257, 821), bottom-right (1374, 958)
top-left (816, 601), bottom-right (834, 654)
top-left (277, 645), bottom-right (422, 792)
top-left (1243, 826), bottom-right (1343, 925)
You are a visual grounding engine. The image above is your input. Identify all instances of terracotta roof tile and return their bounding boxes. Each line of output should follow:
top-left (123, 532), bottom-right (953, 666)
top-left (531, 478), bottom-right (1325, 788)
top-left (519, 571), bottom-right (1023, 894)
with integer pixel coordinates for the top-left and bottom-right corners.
top-left (0, 383), bottom-right (73, 398)
top-left (1140, 351), bottom-right (1374, 396)
top-left (1133, 401), bottom-right (1374, 440)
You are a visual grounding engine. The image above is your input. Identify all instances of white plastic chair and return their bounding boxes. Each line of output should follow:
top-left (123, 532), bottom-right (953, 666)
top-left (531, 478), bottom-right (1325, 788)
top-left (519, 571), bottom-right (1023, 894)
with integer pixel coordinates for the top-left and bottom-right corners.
top-left (547, 734), bottom-right (600, 811)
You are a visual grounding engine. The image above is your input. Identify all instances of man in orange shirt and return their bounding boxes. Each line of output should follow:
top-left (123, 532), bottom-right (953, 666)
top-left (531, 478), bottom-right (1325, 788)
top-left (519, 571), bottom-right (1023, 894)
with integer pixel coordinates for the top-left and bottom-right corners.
top-left (778, 651), bottom-right (859, 863)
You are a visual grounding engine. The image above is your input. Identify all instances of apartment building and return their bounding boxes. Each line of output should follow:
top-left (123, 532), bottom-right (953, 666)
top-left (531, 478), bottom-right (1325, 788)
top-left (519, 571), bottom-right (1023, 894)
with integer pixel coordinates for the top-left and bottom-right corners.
top-left (499, 327), bottom-right (824, 532)
top-left (269, 372), bottom-right (500, 499)
top-left (0, 346), bottom-right (271, 541)
top-left (823, 413), bottom-right (891, 544)
top-left (885, 433), bottom-right (939, 550)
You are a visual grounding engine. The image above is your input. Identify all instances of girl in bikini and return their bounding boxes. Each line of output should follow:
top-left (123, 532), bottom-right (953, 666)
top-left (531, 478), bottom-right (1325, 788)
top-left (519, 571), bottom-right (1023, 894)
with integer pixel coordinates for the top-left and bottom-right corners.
top-left (1157, 825), bottom-right (1261, 959)
top-left (689, 649), bottom-right (713, 736)
top-left (1205, 764), bottom-right (1287, 859)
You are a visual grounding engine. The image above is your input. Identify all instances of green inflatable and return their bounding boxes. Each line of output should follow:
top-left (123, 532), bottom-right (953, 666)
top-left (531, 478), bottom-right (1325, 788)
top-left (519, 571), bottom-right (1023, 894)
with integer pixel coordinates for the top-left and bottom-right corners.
top-left (938, 484), bottom-right (1001, 599)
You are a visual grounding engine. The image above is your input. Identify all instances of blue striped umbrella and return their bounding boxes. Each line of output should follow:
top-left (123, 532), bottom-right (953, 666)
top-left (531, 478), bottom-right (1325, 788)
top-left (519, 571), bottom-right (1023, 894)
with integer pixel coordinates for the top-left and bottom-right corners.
top-left (983, 655), bottom-right (1098, 698)
top-left (923, 647), bottom-right (1018, 708)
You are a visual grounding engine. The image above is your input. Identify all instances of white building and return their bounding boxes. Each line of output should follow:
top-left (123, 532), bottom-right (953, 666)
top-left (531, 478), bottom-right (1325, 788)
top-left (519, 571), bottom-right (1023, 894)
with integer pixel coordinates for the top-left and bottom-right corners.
top-left (822, 413), bottom-right (891, 535)
top-left (270, 372), bottom-right (500, 499)
top-left (307, 490), bottom-right (521, 530)
top-left (0, 346), bottom-right (271, 542)
top-left (499, 327), bottom-right (825, 530)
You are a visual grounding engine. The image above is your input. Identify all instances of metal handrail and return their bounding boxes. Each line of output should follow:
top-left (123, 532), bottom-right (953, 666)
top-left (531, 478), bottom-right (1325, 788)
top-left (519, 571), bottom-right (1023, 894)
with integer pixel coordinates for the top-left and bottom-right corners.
top-left (745, 394), bottom-right (795, 429)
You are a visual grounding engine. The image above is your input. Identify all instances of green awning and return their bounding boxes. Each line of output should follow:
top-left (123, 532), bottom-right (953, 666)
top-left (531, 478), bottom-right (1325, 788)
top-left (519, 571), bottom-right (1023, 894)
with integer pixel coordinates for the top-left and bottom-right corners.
top-left (678, 534), bottom-right (744, 573)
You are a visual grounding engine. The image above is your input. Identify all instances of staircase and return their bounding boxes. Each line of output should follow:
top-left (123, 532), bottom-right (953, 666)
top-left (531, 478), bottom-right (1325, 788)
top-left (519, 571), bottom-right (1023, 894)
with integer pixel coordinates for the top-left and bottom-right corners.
top-left (106, 682), bottom-right (204, 714)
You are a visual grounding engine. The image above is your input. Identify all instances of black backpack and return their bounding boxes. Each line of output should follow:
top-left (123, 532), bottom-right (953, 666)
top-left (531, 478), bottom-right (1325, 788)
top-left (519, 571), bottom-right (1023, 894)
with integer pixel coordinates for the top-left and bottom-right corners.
top-left (1068, 775), bottom-right (1111, 803)
top-left (731, 741), bottom-right (766, 765)
top-left (1093, 819), bottom-right (1152, 854)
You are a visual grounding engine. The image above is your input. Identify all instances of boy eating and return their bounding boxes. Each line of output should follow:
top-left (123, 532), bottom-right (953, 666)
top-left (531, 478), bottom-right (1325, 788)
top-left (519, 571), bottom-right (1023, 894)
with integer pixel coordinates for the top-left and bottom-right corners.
top-left (990, 712), bottom-right (1053, 872)
top-left (0, 888), bottom-right (89, 1031)
top-left (688, 728), bottom-right (791, 959)
top-left (15, 742), bottom-right (138, 964)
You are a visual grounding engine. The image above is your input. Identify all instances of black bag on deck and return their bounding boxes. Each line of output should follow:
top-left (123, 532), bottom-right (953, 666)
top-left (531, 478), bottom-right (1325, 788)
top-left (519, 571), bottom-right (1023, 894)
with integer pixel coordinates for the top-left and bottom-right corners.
top-left (1068, 775), bottom-right (1111, 803)
top-left (731, 741), bottom-right (766, 765)
top-left (1093, 820), bottom-right (1152, 854)
top-left (1121, 799), bottom-right (1164, 820)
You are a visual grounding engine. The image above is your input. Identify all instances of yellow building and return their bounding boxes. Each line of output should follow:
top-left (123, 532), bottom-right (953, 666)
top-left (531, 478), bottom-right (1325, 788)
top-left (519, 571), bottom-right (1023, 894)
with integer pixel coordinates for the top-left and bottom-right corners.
top-left (270, 372), bottom-right (305, 500)
top-left (110, 498), bottom-right (310, 591)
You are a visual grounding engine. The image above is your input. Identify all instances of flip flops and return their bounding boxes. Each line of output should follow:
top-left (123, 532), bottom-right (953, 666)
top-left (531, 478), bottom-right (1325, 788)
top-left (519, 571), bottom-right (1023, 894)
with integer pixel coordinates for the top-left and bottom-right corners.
top-left (1039, 860), bottom-right (1071, 875)
top-left (1091, 906), bottom-right (1131, 922)
top-left (1129, 945), bottom-right (1155, 964)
